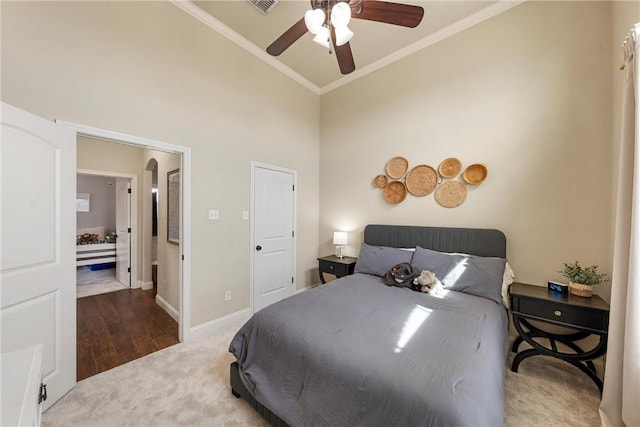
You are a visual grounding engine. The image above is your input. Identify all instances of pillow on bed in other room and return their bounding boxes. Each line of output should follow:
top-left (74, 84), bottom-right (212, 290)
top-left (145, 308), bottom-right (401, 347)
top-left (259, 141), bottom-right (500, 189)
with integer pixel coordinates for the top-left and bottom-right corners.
top-left (354, 243), bottom-right (414, 277)
top-left (411, 246), bottom-right (507, 304)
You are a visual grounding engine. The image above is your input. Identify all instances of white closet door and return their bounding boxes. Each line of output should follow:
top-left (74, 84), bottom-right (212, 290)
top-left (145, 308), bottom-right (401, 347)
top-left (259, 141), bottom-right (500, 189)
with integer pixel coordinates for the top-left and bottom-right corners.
top-left (115, 178), bottom-right (131, 286)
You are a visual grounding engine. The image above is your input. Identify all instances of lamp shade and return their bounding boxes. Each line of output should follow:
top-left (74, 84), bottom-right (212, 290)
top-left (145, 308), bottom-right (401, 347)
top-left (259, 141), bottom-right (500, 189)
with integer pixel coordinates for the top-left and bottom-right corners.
top-left (333, 231), bottom-right (348, 245)
top-left (312, 25), bottom-right (331, 48)
top-left (334, 26), bottom-right (353, 46)
top-left (330, 2), bottom-right (351, 28)
top-left (304, 9), bottom-right (325, 35)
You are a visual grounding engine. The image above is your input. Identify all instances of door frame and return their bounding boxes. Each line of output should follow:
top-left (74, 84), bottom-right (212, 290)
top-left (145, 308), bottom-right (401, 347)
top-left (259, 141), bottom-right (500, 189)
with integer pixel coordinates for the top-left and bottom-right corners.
top-left (77, 170), bottom-right (137, 288)
top-left (58, 120), bottom-right (192, 342)
top-left (250, 161), bottom-right (297, 314)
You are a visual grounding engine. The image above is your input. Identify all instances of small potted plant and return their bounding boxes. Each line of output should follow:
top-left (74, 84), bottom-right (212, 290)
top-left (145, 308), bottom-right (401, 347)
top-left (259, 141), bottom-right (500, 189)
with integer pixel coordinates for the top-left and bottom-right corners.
top-left (559, 261), bottom-right (607, 297)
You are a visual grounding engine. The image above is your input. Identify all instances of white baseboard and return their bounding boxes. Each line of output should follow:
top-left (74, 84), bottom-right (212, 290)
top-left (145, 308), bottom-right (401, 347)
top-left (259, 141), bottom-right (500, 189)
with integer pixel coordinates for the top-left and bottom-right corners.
top-left (296, 285), bottom-right (312, 294)
top-left (188, 308), bottom-right (251, 342)
top-left (155, 294), bottom-right (179, 322)
top-left (140, 281), bottom-right (154, 291)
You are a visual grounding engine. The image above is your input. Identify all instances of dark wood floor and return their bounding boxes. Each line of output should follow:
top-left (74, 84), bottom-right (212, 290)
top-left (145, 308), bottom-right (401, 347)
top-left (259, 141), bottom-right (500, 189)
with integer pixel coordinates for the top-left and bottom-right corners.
top-left (77, 288), bottom-right (179, 381)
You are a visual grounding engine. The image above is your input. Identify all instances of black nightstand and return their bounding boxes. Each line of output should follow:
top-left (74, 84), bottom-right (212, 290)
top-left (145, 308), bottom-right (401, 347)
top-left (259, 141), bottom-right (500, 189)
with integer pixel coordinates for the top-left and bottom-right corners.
top-left (509, 282), bottom-right (610, 394)
top-left (317, 255), bottom-right (357, 284)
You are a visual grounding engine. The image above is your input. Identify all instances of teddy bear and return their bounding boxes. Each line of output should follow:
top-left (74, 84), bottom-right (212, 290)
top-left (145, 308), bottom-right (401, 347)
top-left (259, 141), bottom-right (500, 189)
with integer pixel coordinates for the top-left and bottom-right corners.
top-left (412, 270), bottom-right (444, 295)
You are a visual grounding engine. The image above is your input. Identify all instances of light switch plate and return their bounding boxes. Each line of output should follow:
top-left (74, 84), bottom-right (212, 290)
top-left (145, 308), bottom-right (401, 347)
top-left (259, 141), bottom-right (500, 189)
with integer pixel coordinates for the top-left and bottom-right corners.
top-left (208, 209), bottom-right (219, 220)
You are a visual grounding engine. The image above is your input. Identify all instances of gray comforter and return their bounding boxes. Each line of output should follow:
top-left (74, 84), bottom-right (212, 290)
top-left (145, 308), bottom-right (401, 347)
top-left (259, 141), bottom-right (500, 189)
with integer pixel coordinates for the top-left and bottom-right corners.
top-left (230, 272), bottom-right (509, 426)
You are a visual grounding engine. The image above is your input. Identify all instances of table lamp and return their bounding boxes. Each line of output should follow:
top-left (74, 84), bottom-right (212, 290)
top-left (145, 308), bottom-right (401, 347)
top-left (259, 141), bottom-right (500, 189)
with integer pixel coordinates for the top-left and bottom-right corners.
top-left (333, 231), bottom-right (348, 259)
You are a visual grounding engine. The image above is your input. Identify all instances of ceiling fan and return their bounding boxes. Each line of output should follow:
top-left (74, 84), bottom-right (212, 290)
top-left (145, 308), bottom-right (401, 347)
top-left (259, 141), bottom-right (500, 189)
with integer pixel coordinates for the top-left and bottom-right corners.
top-left (266, 0), bottom-right (424, 75)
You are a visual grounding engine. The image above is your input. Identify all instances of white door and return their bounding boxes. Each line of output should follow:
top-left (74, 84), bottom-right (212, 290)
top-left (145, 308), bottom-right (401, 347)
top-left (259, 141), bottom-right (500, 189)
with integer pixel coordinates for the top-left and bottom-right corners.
top-left (253, 165), bottom-right (295, 312)
top-left (115, 178), bottom-right (131, 286)
top-left (1, 102), bottom-right (76, 410)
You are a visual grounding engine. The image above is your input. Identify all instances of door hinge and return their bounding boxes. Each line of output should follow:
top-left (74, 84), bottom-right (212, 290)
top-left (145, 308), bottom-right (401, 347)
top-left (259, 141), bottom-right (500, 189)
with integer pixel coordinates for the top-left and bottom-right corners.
top-left (292, 230), bottom-right (294, 237)
top-left (181, 255), bottom-right (184, 261)
top-left (292, 185), bottom-right (295, 191)
top-left (128, 188), bottom-right (131, 194)
top-left (291, 277), bottom-right (294, 283)
top-left (39, 383), bottom-right (47, 403)
top-left (128, 227), bottom-right (131, 233)
top-left (128, 267), bottom-right (131, 273)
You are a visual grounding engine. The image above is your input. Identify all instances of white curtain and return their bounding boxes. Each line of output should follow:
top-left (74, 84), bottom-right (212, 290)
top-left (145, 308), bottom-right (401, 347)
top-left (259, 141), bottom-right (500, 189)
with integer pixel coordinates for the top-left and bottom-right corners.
top-left (600, 23), bottom-right (640, 427)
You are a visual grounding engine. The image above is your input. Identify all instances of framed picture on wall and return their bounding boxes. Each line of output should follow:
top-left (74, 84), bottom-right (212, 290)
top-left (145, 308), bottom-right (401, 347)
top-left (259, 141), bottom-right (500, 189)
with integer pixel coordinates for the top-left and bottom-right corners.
top-left (76, 193), bottom-right (90, 212)
top-left (167, 168), bottom-right (180, 245)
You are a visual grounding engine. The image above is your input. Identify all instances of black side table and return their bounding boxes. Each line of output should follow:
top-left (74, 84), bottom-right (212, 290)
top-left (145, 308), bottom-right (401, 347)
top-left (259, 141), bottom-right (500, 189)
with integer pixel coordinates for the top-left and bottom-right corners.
top-left (509, 282), bottom-right (610, 395)
top-left (317, 255), bottom-right (357, 284)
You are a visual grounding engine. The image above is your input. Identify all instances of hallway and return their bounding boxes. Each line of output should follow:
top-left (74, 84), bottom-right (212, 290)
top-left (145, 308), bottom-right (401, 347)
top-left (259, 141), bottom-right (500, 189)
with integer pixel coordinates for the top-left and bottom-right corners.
top-left (77, 288), bottom-right (179, 381)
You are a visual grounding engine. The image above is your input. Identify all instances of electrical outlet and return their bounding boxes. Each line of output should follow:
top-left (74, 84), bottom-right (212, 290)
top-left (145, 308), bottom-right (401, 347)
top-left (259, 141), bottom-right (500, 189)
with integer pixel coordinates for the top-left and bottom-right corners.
top-left (208, 209), bottom-right (219, 220)
top-left (225, 290), bottom-right (231, 301)
top-left (242, 210), bottom-right (249, 220)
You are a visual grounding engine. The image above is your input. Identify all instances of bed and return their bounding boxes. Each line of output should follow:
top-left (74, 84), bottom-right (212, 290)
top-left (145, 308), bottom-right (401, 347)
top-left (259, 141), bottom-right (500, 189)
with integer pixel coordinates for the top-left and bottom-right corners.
top-left (229, 224), bottom-right (510, 426)
top-left (76, 226), bottom-right (117, 269)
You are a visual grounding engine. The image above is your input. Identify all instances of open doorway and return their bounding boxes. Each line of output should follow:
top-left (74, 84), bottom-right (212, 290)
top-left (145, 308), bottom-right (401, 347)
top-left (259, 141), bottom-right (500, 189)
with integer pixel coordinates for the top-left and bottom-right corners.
top-left (75, 135), bottom-right (184, 380)
top-left (147, 159), bottom-right (159, 291)
top-left (75, 173), bottom-right (131, 298)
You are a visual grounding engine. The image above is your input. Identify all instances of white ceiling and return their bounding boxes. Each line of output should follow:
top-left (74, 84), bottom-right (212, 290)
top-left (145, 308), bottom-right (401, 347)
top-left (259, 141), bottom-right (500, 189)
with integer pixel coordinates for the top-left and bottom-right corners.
top-left (173, 0), bottom-right (523, 93)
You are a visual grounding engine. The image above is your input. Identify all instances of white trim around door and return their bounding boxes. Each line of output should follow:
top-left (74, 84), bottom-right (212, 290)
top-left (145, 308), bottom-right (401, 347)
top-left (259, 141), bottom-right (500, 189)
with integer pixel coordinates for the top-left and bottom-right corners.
top-left (56, 120), bottom-right (192, 343)
top-left (77, 169), bottom-right (137, 289)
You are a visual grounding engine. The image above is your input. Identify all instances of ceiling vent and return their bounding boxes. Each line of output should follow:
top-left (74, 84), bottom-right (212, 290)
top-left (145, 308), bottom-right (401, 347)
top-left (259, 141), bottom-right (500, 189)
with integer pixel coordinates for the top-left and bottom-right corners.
top-left (248, 0), bottom-right (278, 15)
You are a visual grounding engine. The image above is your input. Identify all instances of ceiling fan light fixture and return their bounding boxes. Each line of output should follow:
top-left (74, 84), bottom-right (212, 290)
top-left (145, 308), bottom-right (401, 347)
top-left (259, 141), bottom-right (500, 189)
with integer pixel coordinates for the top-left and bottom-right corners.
top-left (304, 8), bottom-right (325, 35)
top-left (334, 25), bottom-right (353, 46)
top-left (330, 2), bottom-right (351, 28)
top-left (312, 25), bottom-right (331, 48)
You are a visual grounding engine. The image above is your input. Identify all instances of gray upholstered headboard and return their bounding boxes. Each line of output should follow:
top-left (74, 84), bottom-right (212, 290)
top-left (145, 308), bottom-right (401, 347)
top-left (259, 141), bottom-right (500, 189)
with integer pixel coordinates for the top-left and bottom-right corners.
top-left (363, 224), bottom-right (506, 258)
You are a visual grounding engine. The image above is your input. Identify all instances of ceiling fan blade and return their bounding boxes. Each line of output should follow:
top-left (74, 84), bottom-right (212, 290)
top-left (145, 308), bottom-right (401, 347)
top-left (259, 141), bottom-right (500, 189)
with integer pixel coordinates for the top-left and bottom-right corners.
top-left (331, 28), bottom-right (356, 75)
top-left (351, 0), bottom-right (424, 28)
top-left (266, 18), bottom-right (308, 56)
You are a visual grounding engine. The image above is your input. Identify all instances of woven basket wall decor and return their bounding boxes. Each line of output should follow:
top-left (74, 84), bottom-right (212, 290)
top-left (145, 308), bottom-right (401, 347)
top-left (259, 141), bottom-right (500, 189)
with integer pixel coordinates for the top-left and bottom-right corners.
top-left (373, 174), bottom-right (388, 189)
top-left (405, 165), bottom-right (438, 196)
top-left (462, 163), bottom-right (488, 185)
top-left (383, 181), bottom-right (407, 204)
top-left (438, 158), bottom-right (462, 179)
top-left (385, 156), bottom-right (409, 179)
top-left (435, 181), bottom-right (467, 208)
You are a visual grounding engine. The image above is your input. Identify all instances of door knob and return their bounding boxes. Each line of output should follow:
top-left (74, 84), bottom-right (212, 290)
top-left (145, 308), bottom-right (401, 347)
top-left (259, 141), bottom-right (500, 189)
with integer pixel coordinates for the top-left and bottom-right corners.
top-left (256, 245), bottom-right (262, 251)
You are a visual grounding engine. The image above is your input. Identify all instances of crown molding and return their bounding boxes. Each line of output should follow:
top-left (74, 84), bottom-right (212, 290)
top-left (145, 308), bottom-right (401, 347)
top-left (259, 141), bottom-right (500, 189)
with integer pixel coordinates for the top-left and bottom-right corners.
top-left (169, 0), bottom-right (321, 95)
top-left (320, 0), bottom-right (525, 94)
top-left (172, 0), bottom-right (525, 96)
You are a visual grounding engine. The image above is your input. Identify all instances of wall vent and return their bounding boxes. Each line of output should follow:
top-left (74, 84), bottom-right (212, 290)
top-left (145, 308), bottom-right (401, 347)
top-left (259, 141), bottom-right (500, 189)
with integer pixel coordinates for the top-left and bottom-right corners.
top-left (248, 0), bottom-right (278, 15)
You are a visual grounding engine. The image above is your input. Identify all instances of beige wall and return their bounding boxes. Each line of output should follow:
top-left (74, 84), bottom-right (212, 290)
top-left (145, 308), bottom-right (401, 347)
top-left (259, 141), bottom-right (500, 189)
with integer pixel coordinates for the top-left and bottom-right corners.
top-left (143, 149), bottom-right (181, 311)
top-left (320, 1), bottom-right (614, 298)
top-left (1, 1), bottom-right (320, 328)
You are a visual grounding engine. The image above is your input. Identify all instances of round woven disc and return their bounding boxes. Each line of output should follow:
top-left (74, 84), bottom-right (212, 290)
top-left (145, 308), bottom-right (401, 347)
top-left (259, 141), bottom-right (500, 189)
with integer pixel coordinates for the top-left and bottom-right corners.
top-left (463, 163), bottom-right (488, 185)
top-left (373, 174), bottom-right (388, 189)
top-left (383, 181), bottom-right (407, 204)
top-left (385, 156), bottom-right (409, 179)
top-left (438, 158), bottom-right (462, 178)
top-left (435, 181), bottom-right (467, 208)
top-left (405, 165), bottom-right (438, 196)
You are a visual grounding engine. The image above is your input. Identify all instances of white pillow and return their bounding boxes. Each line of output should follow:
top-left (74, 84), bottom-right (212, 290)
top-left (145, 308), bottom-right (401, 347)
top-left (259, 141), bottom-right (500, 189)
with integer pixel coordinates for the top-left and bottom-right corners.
top-left (502, 262), bottom-right (515, 308)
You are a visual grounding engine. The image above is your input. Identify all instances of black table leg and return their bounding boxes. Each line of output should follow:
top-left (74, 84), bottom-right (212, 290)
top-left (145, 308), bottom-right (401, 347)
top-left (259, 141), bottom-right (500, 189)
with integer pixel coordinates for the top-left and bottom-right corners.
top-left (318, 271), bottom-right (327, 284)
top-left (511, 313), bottom-right (607, 396)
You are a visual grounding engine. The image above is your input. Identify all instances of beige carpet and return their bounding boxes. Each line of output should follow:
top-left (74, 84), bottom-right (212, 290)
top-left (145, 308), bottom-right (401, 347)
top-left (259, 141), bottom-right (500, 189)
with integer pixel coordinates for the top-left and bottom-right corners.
top-left (43, 321), bottom-right (602, 427)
